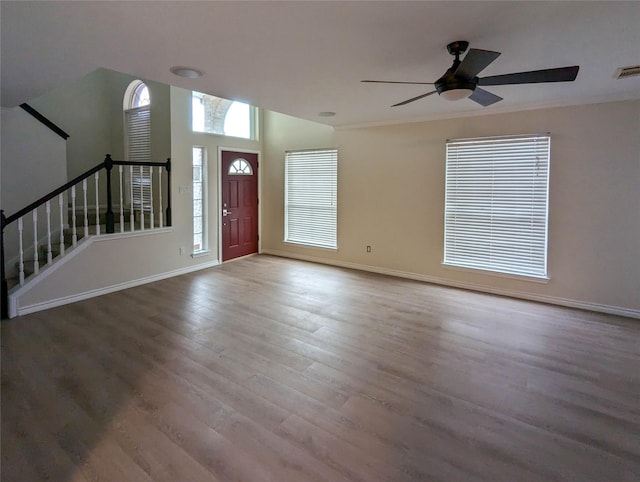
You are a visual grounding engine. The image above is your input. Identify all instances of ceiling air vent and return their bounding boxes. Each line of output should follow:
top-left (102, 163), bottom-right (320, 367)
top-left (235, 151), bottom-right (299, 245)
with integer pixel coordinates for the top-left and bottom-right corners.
top-left (614, 65), bottom-right (640, 79)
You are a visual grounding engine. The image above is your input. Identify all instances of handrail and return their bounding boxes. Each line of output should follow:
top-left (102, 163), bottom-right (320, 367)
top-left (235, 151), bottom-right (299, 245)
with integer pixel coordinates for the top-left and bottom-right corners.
top-left (112, 160), bottom-right (169, 167)
top-left (3, 156), bottom-right (171, 227)
top-left (1, 154), bottom-right (172, 318)
top-left (19, 103), bottom-right (70, 140)
top-left (5, 162), bottom-right (104, 226)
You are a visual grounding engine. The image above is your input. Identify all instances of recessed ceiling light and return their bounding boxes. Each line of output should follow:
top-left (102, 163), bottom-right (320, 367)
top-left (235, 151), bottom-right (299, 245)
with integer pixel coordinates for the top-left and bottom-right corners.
top-left (318, 111), bottom-right (336, 117)
top-left (170, 66), bottom-right (204, 78)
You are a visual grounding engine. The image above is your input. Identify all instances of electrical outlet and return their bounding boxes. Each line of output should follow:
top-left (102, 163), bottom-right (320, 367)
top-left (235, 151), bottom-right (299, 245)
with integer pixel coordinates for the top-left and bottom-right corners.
top-left (179, 247), bottom-right (185, 256)
top-left (366, 245), bottom-right (372, 253)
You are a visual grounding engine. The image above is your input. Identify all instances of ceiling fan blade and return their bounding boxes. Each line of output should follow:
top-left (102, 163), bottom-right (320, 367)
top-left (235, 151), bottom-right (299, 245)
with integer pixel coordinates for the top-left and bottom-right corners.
top-left (468, 87), bottom-right (503, 106)
top-left (479, 66), bottom-right (579, 86)
top-left (362, 80), bottom-right (434, 85)
top-left (455, 48), bottom-right (501, 79)
top-left (391, 90), bottom-right (437, 107)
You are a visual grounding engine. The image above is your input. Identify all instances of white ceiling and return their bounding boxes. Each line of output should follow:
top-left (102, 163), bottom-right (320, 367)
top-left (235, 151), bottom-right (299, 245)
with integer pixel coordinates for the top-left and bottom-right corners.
top-left (2, 1), bottom-right (639, 128)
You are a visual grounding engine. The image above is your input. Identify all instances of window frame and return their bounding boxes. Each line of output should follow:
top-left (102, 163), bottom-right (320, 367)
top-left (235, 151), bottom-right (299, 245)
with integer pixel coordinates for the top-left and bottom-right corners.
top-left (443, 134), bottom-right (551, 280)
top-left (192, 146), bottom-right (208, 255)
top-left (284, 148), bottom-right (338, 250)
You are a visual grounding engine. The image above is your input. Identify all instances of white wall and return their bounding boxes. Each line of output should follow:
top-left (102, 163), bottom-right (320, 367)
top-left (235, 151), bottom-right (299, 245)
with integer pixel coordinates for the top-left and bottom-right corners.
top-left (262, 101), bottom-right (640, 316)
top-left (28, 68), bottom-right (172, 206)
top-left (29, 69), bottom-right (111, 178)
top-left (1, 107), bottom-right (68, 213)
top-left (104, 69), bottom-right (172, 165)
top-left (1, 106), bottom-right (68, 271)
top-left (11, 85), bottom-right (263, 314)
top-left (169, 86), bottom-right (262, 263)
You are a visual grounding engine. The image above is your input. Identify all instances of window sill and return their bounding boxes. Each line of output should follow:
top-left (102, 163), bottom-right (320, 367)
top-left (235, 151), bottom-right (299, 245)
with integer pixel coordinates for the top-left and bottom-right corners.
top-left (191, 249), bottom-right (211, 259)
top-left (284, 241), bottom-right (338, 252)
top-left (441, 263), bottom-right (550, 283)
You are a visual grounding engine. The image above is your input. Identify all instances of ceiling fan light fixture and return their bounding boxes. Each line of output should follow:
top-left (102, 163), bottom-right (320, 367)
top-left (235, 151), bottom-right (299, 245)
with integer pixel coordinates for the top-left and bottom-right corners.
top-left (439, 88), bottom-right (474, 101)
top-left (436, 77), bottom-right (476, 101)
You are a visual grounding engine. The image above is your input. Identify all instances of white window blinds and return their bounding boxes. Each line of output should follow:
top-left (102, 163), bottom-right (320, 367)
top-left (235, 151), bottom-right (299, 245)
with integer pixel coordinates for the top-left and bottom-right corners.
top-left (444, 134), bottom-right (550, 278)
top-left (125, 106), bottom-right (152, 211)
top-left (285, 148), bottom-right (338, 249)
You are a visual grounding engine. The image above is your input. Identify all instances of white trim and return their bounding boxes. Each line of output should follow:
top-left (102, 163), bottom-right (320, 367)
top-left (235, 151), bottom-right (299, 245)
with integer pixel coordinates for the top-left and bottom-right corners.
top-left (97, 227), bottom-right (172, 241)
top-left (261, 249), bottom-right (640, 320)
top-left (336, 94), bottom-right (640, 130)
top-left (7, 227), bottom-right (173, 318)
top-left (284, 241), bottom-right (338, 252)
top-left (217, 147), bottom-right (262, 263)
top-left (441, 262), bottom-right (550, 284)
top-left (14, 260), bottom-right (221, 318)
top-left (191, 249), bottom-right (211, 259)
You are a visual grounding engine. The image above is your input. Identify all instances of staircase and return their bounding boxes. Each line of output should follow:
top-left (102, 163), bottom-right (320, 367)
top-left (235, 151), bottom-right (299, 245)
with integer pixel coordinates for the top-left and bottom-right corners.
top-left (1, 155), bottom-right (172, 318)
top-left (6, 209), bottom-right (154, 290)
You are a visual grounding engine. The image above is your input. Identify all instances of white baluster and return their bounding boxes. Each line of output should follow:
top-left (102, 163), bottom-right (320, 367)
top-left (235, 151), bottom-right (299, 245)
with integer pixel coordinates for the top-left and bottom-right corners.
top-left (45, 201), bottom-right (53, 264)
top-left (149, 166), bottom-right (154, 229)
top-left (94, 172), bottom-right (100, 235)
top-left (130, 165), bottom-right (134, 232)
top-left (32, 209), bottom-right (39, 275)
top-left (139, 167), bottom-right (145, 232)
top-left (71, 185), bottom-right (78, 246)
top-left (83, 179), bottom-right (89, 238)
top-left (59, 194), bottom-right (65, 256)
top-left (119, 165), bottom-right (124, 233)
top-left (18, 218), bottom-right (24, 285)
top-left (158, 166), bottom-right (163, 228)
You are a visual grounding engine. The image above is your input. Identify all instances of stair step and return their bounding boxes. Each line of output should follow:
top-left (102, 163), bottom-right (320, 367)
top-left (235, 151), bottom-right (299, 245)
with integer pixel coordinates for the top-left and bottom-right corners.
top-left (67, 209), bottom-right (135, 227)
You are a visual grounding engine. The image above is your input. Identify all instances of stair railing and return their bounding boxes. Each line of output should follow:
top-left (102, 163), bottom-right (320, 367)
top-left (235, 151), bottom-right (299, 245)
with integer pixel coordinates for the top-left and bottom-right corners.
top-left (1, 154), bottom-right (171, 318)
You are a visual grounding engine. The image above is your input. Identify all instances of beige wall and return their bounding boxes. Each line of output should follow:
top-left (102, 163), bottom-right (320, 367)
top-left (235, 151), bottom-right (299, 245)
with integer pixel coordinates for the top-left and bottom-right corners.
top-left (262, 101), bottom-right (640, 315)
top-left (8, 82), bottom-right (639, 317)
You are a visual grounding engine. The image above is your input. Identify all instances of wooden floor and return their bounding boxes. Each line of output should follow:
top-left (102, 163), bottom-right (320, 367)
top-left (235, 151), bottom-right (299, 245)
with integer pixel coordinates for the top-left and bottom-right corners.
top-left (2, 255), bottom-right (639, 481)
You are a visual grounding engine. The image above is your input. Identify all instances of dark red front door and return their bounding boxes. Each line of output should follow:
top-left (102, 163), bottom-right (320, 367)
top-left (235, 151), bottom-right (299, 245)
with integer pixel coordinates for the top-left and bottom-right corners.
top-left (221, 151), bottom-right (259, 261)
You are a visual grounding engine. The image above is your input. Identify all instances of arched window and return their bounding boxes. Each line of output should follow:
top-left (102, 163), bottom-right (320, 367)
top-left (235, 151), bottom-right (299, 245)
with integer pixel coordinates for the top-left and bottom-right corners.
top-left (124, 80), bottom-right (150, 109)
top-left (124, 80), bottom-right (152, 219)
top-left (228, 158), bottom-right (253, 175)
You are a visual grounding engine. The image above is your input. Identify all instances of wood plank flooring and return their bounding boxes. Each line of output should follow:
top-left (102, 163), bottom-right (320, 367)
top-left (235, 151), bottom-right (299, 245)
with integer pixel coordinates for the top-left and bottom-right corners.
top-left (2, 254), bottom-right (639, 481)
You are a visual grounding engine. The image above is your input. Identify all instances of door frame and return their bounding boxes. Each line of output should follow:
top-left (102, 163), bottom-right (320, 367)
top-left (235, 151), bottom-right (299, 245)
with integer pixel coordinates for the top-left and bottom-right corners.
top-left (217, 147), bottom-right (262, 262)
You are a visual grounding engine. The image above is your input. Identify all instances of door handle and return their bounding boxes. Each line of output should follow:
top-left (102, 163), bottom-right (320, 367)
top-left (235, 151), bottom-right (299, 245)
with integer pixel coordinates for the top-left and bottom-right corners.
top-left (223, 209), bottom-right (231, 216)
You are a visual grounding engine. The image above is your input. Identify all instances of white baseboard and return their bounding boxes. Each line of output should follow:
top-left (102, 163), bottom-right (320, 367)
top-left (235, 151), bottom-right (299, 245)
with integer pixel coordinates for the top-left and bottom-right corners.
top-left (261, 249), bottom-right (640, 320)
top-left (15, 260), bottom-right (221, 317)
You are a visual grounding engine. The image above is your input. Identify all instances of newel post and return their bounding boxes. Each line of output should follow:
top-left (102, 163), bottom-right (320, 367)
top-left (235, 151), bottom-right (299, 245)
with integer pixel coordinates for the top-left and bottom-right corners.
top-left (165, 158), bottom-right (172, 227)
top-left (1, 210), bottom-right (8, 319)
top-left (105, 154), bottom-right (115, 233)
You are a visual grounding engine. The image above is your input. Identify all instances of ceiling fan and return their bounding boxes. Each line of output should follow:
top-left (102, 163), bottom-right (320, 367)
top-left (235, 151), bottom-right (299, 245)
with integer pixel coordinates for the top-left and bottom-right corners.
top-left (362, 41), bottom-right (579, 107)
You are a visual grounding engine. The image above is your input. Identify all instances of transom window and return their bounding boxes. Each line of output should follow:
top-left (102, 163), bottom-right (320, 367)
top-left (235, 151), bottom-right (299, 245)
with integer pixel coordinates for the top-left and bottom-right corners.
top-left (444, 134), bottom-right (550, 279)
top-left (229, 158), bottom-right (253, 175)
top-left (192, 91), bottom-right (256, 139)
